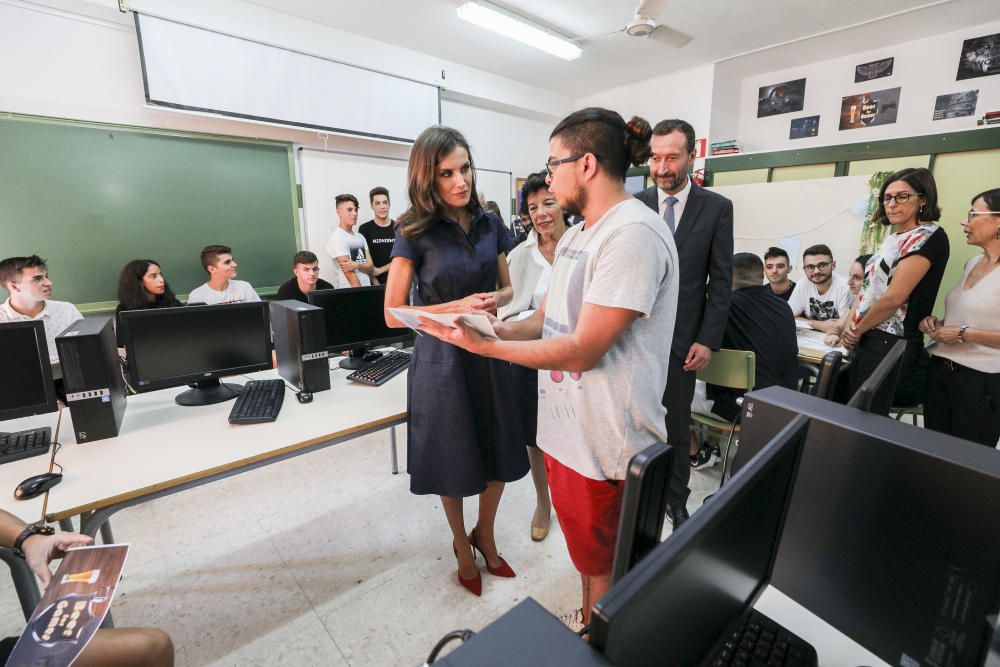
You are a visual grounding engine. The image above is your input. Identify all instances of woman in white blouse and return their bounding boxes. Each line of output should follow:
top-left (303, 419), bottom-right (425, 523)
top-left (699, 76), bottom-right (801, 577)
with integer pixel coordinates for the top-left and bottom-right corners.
top-left (919, 188), bottom-right (1000, 448)
top-left (498, 171), bottom-right (570, 541)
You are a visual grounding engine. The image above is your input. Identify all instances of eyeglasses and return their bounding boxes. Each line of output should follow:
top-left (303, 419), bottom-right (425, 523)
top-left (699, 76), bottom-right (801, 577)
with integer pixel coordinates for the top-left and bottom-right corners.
top-left (967, 210), bottom-right (1000, 223)
top-left (803, 261), bottom-right (831, 272)
top-left (882, 192), bottom-right (923, 205)
top-left (544, 153), bottom-right (587, 176)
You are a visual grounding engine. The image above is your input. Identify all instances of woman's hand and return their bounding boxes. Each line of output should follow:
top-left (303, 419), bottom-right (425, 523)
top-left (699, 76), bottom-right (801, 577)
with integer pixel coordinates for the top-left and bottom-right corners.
top-left (841, 322), bottom-right (861, 349)
top-left (919, 315), bottom-right (942, 335)
top-left (474, 291), bottom-right (499, 314)
top-left (454, 294), bottom-right (491, 313)
top-left (824, 334), bottom-right (842, 348)
top-left (930, 325), bottom-right (963, 345)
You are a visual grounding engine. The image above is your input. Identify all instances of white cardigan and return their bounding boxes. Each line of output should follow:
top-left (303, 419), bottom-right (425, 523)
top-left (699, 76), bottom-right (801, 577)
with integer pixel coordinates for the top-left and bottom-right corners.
top-left (499, 229), bottom-right (547, 322)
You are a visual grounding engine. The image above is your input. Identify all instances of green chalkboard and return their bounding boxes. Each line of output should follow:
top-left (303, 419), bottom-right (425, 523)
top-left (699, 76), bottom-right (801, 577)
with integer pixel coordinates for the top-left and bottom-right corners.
top-left (0, 115), bottom-right (298, 310)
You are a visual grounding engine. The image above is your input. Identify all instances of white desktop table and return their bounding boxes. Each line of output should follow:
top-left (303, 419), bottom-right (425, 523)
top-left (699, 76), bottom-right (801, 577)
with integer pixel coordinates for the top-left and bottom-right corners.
top-left (0, 365), bottom-right (407, 618)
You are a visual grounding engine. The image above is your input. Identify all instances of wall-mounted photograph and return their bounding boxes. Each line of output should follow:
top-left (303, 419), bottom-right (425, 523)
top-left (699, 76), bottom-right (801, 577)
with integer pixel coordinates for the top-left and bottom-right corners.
top-left (789, 115), bottom-right (820, 139)
top-left (757, 78), bottom-right (806, 118)
top-left (855, 57), bottom-right (894, 82)
top-left (839, 87), bottom-right (901, 130)
top-left (933, 90), bottom-right (979, 120)
top-left (956, 32), bottom-right (1000, 80)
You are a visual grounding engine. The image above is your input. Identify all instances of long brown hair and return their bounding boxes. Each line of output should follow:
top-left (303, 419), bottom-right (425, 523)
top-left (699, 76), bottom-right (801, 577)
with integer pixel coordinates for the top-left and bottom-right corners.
top-left (398, 126), bottom-right (480, 239)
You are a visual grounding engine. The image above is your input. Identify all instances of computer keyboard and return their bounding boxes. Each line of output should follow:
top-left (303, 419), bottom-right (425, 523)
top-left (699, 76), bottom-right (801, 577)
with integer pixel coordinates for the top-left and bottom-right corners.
top-left (346, 350), bottom-right (412, 386)
top-left (707, 609), bottom-right (817, 667)
top-left (228, 379), bottom-right (285, 425)
top-left (0, 427), bottom-right (52, 465)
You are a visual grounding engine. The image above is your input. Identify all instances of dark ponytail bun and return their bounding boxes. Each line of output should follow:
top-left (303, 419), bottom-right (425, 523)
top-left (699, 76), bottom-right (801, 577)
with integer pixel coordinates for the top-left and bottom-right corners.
top-left (625, 116), bottom-right (652, 167)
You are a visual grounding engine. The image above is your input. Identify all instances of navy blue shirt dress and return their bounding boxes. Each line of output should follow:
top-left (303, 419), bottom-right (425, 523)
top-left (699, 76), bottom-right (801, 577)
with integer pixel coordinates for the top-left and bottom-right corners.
top-left (391, 209), bottom-right (530, 497)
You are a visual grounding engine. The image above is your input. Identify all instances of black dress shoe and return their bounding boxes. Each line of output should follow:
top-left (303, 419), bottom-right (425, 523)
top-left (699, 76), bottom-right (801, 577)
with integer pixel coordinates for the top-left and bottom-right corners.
top-left (669, 505), bottom-right (690, 528)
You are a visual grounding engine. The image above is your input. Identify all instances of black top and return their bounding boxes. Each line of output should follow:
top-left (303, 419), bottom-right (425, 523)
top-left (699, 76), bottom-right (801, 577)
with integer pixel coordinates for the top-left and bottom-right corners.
top-left (114, 298), bottom-right (182, 347)
top-left (707, 285), bottom-right (799, 421)
top-left (358, 219), bottom-right (396, 271)
top-left (896, 227), bottom-right (949, 340)
top-left (275, 277), bottom-right (334, 303)
top-left (771, 280), bottom-right (796, 302)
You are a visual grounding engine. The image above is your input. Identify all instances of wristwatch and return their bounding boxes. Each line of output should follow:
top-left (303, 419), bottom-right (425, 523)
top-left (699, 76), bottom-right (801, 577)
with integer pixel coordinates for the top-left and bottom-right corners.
top-left (12, 523), bottom-right (54, 559)
top-left (959, 325), bottom-right (969, 343)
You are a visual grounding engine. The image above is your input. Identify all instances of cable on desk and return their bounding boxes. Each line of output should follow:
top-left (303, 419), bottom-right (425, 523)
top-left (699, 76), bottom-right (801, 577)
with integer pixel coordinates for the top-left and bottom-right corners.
top-left (423, 628), bottom-right (476, 664)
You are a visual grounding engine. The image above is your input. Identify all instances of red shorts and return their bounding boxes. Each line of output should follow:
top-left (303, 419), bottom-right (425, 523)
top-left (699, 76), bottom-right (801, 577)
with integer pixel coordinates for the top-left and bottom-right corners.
top-left (544, 452), bottom-right (625, 577)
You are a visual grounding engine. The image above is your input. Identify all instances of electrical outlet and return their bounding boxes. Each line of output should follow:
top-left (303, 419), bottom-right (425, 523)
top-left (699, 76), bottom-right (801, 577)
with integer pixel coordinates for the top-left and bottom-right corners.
top-left (118, 0), bottom-right (130, 13)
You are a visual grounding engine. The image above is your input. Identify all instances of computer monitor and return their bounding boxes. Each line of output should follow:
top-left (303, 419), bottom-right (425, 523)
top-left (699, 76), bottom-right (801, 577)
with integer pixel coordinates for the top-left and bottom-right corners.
top-left (610, 442), bottom-right (674, 585)
top-left (0, 321), bottom-right (58, 422)
top-left (120, 303), bottom-right (272, 406)
top-left (589, 415), bottom-right (809, 667)
top-left (845, 338), bottom-right (906, 415)
top-left (307, 286), bottom-right (413, 370)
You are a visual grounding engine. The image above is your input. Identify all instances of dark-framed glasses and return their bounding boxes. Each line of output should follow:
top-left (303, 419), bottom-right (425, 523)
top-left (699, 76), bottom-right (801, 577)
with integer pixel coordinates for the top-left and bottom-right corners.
top-left (803, 261), bottom-right (831, 272)
top-left (544, 153), bottom-right (587, 176)
top-left (882, 192), bottom-right (923, 205)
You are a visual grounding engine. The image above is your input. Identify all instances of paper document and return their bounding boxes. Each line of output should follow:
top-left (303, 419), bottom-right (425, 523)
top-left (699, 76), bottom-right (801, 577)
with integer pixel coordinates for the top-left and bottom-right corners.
top-left (794, 319), bottom-right (815, 331)
top-left (389, 308), bottom-right (499, 340)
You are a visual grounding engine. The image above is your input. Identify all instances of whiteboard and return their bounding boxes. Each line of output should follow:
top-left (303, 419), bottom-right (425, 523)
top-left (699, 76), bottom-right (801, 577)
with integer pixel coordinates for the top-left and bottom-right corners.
top-left (299, 149), bottom-right (513, 282)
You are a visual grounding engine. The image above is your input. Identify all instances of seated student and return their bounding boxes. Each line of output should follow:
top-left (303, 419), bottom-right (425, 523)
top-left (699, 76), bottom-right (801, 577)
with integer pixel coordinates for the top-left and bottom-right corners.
top-left (115, 259), bottom-right (182, 346)
top-left (763, 246), bottom-right (795, 301)
top-left (0, 255), bottom-right (82, 363)
top-left (275, 250), bottom-right (333, 303)
top-left (326, 194), bottom-right (374, 288)
top-left (786, 243), bottom-right (853, 333)
top-left (691, 252), bottom-right (798, 468)
top-left (0, 509), bottom-right (174, 666)
top-left (358, 187), bottom-right (396, 285)
top-left (187, 245), bottom-right (260, 305)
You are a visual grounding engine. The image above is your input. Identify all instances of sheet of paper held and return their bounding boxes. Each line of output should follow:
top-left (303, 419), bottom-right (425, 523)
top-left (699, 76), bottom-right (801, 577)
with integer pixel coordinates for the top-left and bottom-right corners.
top-left (389, 308), bottom-right (499, 340)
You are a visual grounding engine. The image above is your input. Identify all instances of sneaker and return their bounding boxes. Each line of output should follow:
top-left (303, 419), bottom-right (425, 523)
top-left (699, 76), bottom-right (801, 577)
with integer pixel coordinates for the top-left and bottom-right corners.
top-left (558, 608), bottom-right (585, 633)
top-left (689, 443), bottom-right (720, 470)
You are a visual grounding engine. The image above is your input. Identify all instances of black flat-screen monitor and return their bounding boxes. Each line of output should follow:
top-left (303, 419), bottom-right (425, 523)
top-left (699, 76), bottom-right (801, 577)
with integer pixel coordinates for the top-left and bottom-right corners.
top-left (846, 338), bottom-right (906, 414)
top-left (589, 415), bottom-right (809, 667)
top-left (120, 303), bottom-right (271, 406)
top-left (307, 286), bottom-right (412, 369)
top-left (0, 321), bottom-right (58, 421)
top-left (611, 442), bottom-right (673, 585)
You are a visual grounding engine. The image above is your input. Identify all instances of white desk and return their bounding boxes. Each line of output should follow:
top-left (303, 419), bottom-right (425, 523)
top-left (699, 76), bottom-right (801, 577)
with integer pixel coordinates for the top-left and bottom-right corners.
top-left (0, 365), bottom-right (407, 619)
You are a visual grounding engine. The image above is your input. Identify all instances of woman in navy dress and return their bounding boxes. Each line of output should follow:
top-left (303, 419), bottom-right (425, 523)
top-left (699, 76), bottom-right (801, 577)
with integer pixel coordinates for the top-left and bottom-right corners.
top-left (384, 126), bottom-right (529, 596)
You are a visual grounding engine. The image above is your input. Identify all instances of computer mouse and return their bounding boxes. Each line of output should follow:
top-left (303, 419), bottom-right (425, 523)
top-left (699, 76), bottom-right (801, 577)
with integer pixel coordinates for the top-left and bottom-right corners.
top-left (14, 472), bottom-right (63, 500)
top-left (362, 350), bottom-right (383, 362)
top-left (296, 391), bottom-right (313, 404)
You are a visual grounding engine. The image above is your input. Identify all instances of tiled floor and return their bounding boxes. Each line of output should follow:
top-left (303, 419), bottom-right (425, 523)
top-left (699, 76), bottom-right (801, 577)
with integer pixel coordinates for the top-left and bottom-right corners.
top-left (0, 430), bottom-right (722, 666)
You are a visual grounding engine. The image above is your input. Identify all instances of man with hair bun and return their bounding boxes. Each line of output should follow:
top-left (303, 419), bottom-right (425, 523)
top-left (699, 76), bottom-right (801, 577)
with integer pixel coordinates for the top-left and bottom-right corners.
top-left (636, 119), bottom-right (734, 524)
top-left (418, 108), bottom-right (679, 630)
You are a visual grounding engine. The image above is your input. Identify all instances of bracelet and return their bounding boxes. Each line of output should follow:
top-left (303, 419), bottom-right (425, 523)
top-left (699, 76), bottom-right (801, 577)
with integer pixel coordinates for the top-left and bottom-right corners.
top-left (959, 325), bottom-right (969, 343)
top-left (12, 523), bottom-right (54, 559)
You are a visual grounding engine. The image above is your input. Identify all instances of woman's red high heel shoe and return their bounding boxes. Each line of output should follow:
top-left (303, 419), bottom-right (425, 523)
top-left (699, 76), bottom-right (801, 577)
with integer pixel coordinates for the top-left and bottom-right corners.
top-left (469, 528), bottom-right (516, 578)
top-left (453, 544), bottom-right (482, 596)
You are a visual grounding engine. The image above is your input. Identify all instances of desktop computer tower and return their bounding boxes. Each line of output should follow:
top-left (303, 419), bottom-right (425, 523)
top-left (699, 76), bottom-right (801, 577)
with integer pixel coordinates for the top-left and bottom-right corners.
top-left (270, 300), bottom-right (330, 394)
top-left (55, 316), bottom-right (127, 443)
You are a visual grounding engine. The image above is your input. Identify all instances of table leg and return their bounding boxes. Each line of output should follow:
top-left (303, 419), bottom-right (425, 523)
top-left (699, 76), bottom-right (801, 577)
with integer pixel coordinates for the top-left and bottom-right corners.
top-left (390, 427), bottom-right (399, 475)
top-left (100, 522), bottom-right (115, 545)
top-left (0, 548), bottom-right (40, 621)
top-left (58, 518), bottom-right (74, 532)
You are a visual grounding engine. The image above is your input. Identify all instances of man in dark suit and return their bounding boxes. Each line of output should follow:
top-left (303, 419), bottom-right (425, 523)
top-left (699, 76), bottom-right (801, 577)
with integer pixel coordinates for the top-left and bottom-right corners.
top-left (636, 119), bottom-right (733, 527)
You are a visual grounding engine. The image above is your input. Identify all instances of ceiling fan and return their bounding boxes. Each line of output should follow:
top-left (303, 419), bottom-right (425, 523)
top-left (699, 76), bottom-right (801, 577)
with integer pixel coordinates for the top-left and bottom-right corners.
top-left (578, 0), bottom-right (694, 48)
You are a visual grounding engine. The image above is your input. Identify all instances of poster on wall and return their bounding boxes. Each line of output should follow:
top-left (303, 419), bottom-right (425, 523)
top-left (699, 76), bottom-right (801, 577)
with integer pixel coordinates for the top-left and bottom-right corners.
top-left (756, 78), bottom-right (806, 118)
top-left (839, 87), bottom-right (901, 130)
top-left (854, 57), bottom-right (894, 82)
top-left (932, 90), bottom-right (979, 120)
top-left (789, 116), bottom-right (820, 139)
top-left (956, 32), bottom-right (1000, 80)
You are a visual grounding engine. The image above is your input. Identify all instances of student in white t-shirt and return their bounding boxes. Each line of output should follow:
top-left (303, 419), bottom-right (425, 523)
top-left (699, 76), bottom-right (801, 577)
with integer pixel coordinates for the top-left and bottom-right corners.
top-left (0, 254), bottom-right (83, 363)
top-left (326, 194), bottom-right (374, 288)
top-left (187, 245), bottom-right (260, 305)
top-left (786, 243), bottom-right (853, 334)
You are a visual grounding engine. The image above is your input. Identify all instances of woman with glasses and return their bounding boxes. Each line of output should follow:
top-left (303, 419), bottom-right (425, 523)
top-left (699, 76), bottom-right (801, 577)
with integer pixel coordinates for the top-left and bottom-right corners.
top-left (824, 253), bottom-right (872, 348)
top-left (919, 188), bottom-right (1000, 447)
top-left (498, 171), bottom-right (571, 542)
top-left (842, 167), bottom-right (950, 413)
top-left (383, 126), bottom-right (528, 597)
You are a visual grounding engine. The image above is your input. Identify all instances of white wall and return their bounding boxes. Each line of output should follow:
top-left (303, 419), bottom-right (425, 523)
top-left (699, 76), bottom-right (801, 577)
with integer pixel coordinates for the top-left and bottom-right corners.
top-left (734, 20), bottom-right (1000, 153)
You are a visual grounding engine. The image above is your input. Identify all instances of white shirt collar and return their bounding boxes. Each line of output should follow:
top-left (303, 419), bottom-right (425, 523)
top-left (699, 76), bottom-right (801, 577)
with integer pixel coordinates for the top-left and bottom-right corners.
top-left (658, 176), bottom-right (693, 208)
top-left (0, 298), bottom-right (50, 320)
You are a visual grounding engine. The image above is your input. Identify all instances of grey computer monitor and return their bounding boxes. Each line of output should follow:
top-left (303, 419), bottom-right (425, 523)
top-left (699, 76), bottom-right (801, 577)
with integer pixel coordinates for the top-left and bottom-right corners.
top-left (589, 415), bottom-right (809, 667)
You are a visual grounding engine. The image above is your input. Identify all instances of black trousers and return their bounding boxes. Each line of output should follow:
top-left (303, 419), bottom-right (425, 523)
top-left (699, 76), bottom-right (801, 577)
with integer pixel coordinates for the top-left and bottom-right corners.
top-left (848, 330), bottom-right (928, 416)
top-left (924, 356), bottom-right (1000, 448)
top-left (663, 351), bottom-right (697, 510)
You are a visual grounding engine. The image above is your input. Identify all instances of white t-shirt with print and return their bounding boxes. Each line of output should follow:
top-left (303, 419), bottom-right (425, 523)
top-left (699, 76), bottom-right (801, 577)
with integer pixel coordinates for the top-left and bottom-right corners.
top-left (536, 198), bottom-right (678, 481)
top-left (327, 227), bottom-right (372, 288)
top-left (187, 280), bottom-right (260, 305)
top-left (786, 273), bottom-right (852, 321)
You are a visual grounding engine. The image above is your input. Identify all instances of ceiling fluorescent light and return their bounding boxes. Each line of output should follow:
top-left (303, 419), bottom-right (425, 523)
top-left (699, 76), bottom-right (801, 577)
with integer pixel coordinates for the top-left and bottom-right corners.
top-left (456, 1), bottom-right (582, 61)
